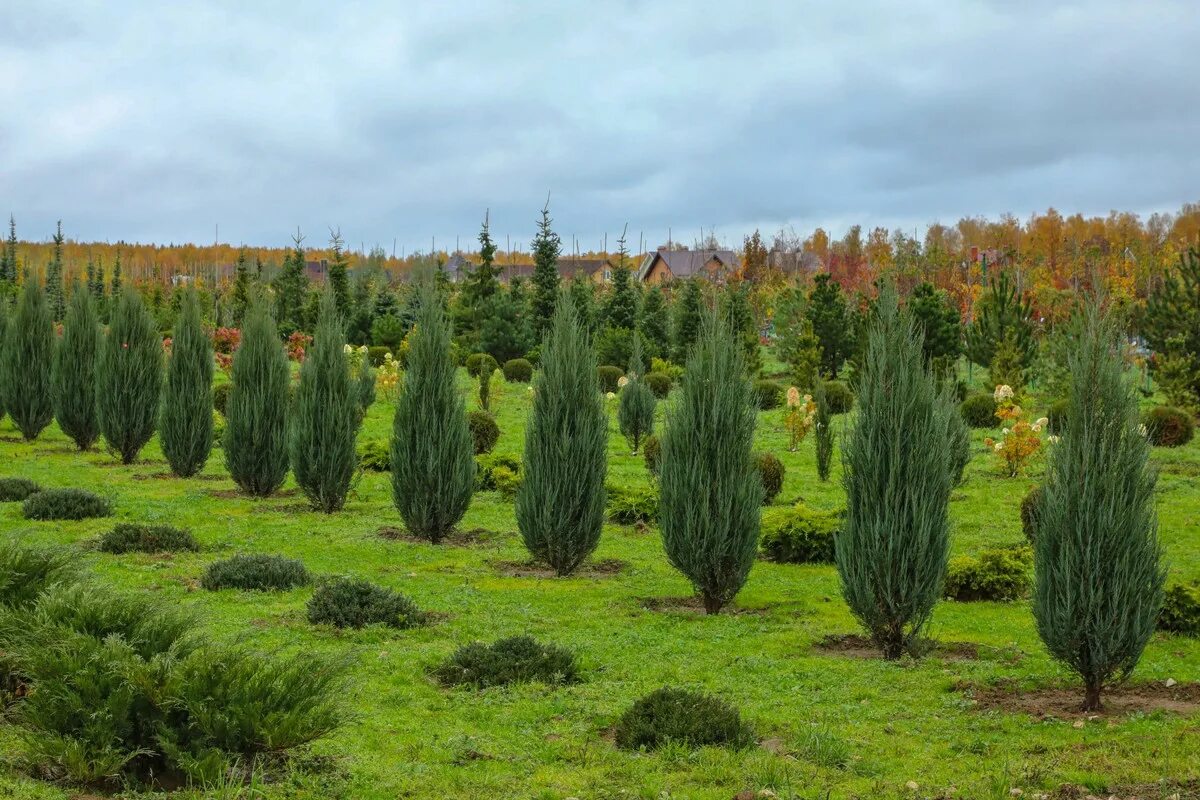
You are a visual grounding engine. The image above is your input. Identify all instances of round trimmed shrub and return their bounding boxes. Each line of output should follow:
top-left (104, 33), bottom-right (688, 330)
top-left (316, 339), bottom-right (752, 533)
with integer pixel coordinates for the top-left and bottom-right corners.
top-left (22, 489), bottom-right (112, 521)
top-left (432, 635), bottom-right (579, 689)
top-left (358, 440), bottom-right (391, 471)
top-left (961, 392), bottom-right (998, 428)
top-left (597, 365), bottom-right (624, 393)
top-left (614, 687), bottom-right (753, 751)
top-left (0, 478), bottom-right (41, 502)
top-left (1020, 485), bottom-right (1044, 543)
top-left (943, 546), bottom-right (1031, 602)
top-left (367, 346), bottom-right (391, 367)
top-left (201, 554), bottom-right (310, 591)
top-left (213, 382), bottom-right (232, 415)
top-left (467, 411), bottom-right (500, 455)
top-left (752, 379), bottom-right (783, 410)
top-left (760, 505), bottom-right (841, 564)
top-left (465, 352), bottom-right (498, 378)
top-left (643, 434), bottom-right (661, 476)
top-left (822, 380), bottom-right (854, 414)
top-left (502, 358), bottom-right (533, 383)
top-left (644, 371), bottom-right (671, 399)
top-left (1158, 582), bottom-right (1200, 636)
top-left (99, 523), bottom-right (199, 554)
top-left (307, 577), bottom-right (425, 629)
top-left (1143, 406), bottom-right (1194, 448)
top-left (753, 452), bottom-right (785, 505)
top-left (1046, 398), bottom-right (1069, 435)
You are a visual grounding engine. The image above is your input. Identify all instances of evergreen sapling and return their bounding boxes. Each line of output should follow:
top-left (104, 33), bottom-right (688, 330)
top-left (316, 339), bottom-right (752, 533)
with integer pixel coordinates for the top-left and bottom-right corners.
top-left (52, 287), bottom-right (101, 450)
top-left (160, 289), bottom-right (214, 477)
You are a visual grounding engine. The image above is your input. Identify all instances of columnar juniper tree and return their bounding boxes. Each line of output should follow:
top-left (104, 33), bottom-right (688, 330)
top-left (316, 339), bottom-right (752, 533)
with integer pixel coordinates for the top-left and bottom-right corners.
top-left (391, 282), bottom-right (475, 541)
top-left (813, 379), bottom-right (833, 482)
top-left (224, 296), bottom-right (290, 497)
top-left (293, 294), bottom-right (359, 513)
top-left (1033, 306), bottom-right (1165, 712)
top-left (836, 286), bottom-right (955, 658)
top-left (617, 335), bottom-right (655, 455)
top-left (160, 289), bottom-right (213, 477)
top-left (97, 289), bottom-right (163, 464)
top-left (0, 300), bottom-right (7, 421)
top-left (1, 283), bottom-right (54, 440)
top-left (516, 294), bottom-right (607, 575)
top-left (659, 312), bottom-right (762, 614)
top-left (52, 287), bottom-right (101, 450)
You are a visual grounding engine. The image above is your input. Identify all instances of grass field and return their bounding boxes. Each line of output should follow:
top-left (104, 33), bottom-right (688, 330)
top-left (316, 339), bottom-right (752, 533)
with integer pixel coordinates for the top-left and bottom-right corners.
top-left (1, 363), bottom-right (1198, 800)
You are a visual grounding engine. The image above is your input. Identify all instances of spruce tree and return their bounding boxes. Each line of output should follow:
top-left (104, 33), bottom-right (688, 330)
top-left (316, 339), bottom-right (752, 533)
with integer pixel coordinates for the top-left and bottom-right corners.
top-left (160, 289), bottom-right (213, 477)
top-left (230, 248), bottom-right (251, 327)
top-left (813, 379), bottom-right (833, 482)
top-left (836, 285), bottom-right (954, 658)
top-left (569, 272), bottom-right (598, 336)
top-left (453, 212), bottom-right (502, 350)
top-left (516, 295), bottom-right (607, 574)
top-left (327, 229), bottom-right (352, 322)
top-left (96, 289), bottom-right (163, 464)
top-left (659, 311), bottom-right (761, 614)
top-left (672, 278), bottom-right (703, 363)
top-left (1033, 306), bottom-right (1165, 712)
top-left (292, 293), bottom-right (359, 512)
top-left (722, 282), bottom-right (761, 376)
top-left (0, 301), bottom-right (6, 420)
top-left (224, 296), bottom-right (290, 496)
top-left (530, 201), bottom-right (562, 342)
top-left (273, 231), bottom-right (309, 334)
top-left (110, 250), bottom-right (123, 296)
top-left (46, 221), bottom-right (66, 322)
top-left (603, 231), bottom-right (638, 331)
top-left (52, 287), bottom-right (100, 450)
top-left (1, 283), bottom-right (55, 440)
top-left (807, 273), bottom-right (853, 378)
top-left (639, 285), bottom-right (670, 360)
top-left (617, 335), bottom-right (656, 454)
top-left (0, 215), bottom-right (16, 284)
top-left (391, 281), bottom-right (475, 541)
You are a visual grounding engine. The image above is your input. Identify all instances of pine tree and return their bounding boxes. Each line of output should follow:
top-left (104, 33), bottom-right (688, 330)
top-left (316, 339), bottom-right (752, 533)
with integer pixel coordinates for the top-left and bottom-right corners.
top-left (1143, 247), bottom-right (1200, 404)
top-left (659, 311), bottom-right (761, 614)
top-left (224, 296), bottom-right (290, 496)
top-left (160, 289), bottom-right (213, 477)
top-left (814, 379), bottom-right (833, 481)
top-left (837, 285), bottom-right (954, 658)
top-left (807, 273), bottom-right (853, 378)
top-left (617, 335), bottom-right (656, 454)
top-left (639, 285), bottom-right (670, 360)
top-left (230, 248), bottom-right (251, 327)
top-left (273, 231), bottom-right (309, 334)
top-left (391, 281), bottom-right (475, 541)
top-left (52, 287), bottom-right (100, 450)
top-left (96, 289), bottom-right (163, 464)
top-left (292, 293), bottom-right (359, 512)
top-left (530, 201), bottom-right (562, 341)
top-left (516, 295), bottom-right (607, 574)
top-left (965, 270), bottom-right (1034, 370)
top-left (1033, 305), bottom-right (1164, 712)
top-left (909, 282), bottom-right (961, 379)
top-left (46, 221), bottom-right (66, 322)
top-left (672, 278), bottom-right (703, 363)
top-left (1, 283), bottom-right (54, 440)
top-left (327, 229), bottom-right (352, 322)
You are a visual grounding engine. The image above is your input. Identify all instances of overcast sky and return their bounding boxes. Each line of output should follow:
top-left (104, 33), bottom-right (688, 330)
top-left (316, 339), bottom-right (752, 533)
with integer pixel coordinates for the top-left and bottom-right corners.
top-left (2, 1), bottom-right (1198, 254)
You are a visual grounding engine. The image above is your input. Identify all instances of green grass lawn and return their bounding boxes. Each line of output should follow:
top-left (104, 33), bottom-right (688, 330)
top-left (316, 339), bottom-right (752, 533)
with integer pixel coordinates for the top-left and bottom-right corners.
top-left (1, 368), bottom-right (1198, 800)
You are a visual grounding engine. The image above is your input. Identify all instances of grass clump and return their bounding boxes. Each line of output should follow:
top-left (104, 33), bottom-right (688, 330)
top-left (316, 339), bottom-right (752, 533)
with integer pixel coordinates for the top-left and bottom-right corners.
top-left (201, 554), bottom-right (310, 592)
top-left (432, 635), bottom-right (579, 689)
top-left (22, 488), bottom-right (112, 521)
top-left (98, 523), bottom-right (200, 555)
top-left (307, 577), bottom-right (426, 629)
top-left (0, 477), bottom-right (41, 502)
top-left (614, 687), bottom-right (753, 751)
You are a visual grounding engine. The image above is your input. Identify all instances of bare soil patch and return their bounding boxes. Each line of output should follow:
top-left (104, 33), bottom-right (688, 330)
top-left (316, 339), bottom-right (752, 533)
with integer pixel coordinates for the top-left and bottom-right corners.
top-left (812, 633), bottom-right (983, 661)
top-left (379, 526), bottom-right (507, 547)
top-left (964, 679), bottom-right (1200, 718)
top-left (490, 557), bottom-right (628, 578)
top-left (637, 595), bottom-right (774, 616)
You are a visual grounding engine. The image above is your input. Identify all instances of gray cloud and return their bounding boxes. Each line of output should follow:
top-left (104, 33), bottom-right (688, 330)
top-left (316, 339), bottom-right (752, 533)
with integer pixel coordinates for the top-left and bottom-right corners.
top-left (1, 0), bottom-right (1197, 253)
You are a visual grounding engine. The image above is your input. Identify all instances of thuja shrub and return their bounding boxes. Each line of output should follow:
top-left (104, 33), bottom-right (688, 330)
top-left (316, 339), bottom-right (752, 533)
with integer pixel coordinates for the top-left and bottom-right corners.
top-left (1143, 405), bottom-right (1194, 447)
top-left (465, 352), bottom-right (498, 378)
top-left (1158, 582), bottom-right (1200, 636)
top-left (644, 371), bottom-right (672, 399)
top-left (160, 290), bottom-right (213, 477)
top-left (517, 296), bottom-right (607, 575)
top-left (754, 452), bottom-right (785, 504)
top-left (97, 289), bottom-right (163, 464)
top-left (760, 505), bottom-right (841, 564)
top-left (200, 554), bottom-right (310, 592)
top-left (0, 477), bottom-right (41, 502)
top-left (224, 297), bottom-right (290, 497)
top-left (822, 379), bottom-right (854, 414)
top-left (391, 282), bottom-right (476, 542)
top-left (22, 488), bottom-right (112, 521)
top-left (432, 635), bottom-right (579, 689)
top-left (659, 313), bottom-right (761, 614)
top-left (306, 577), bottom-right (425, 630)
top-left (614, 687), bottom-right (753, 751)
top-left (607, 481), bottom-right (659, 525)
top-left (292, 295), bottom-right (359, 513)
top-left (597, 364), bottom-right (624, 393)
top-left (0, 282), bottom-right (55, 440)
top-left (961, 393), bottom-right (999, 428)
top-left (467, 410), bottom-right (500, 455)
top-left (51, 288), bottom-right (101, 450)
top-left (944, 546), bottom-right (1031, 602)
top-left (98, 523), bottom-right (199, 555)
top-left (752, 379), bottom-right (783, 410)
top-left (1020, 485), bottom-right (1044, 543)
top-left (837, 286), bottom-right (955, 659)
top-left (503, 357), bottom-right (533, 383)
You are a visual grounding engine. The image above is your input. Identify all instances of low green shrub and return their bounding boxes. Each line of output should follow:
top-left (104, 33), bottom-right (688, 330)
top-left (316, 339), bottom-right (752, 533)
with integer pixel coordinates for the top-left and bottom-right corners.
top-left (432, 635), bottom-right (579, 689)
top-left (467, 410), bottom-right (500, 455)
top-left (614, 687), bottom-right (753, 751)
top-left (643, 435), bottom-right (661, 476)
top-left (367, 345), bottom-right (391, 366)
top-left (307, 577), bottom-right (426, 630)
top-left (212, 382), bottom-right (231, 415)
top-left (200, 554), bottom-right (310, 592)
top-left (0, 477), bottom-right (41, 502)
top-left (754, 452), bottom-right (785, 505)
top-left (476, 454), bottom-right (520, 492)
top-left (752, 379), bottom-right (783, 410)
top-left (465, 352), bottom-right (498, 378)
top-left (643, 371), bottom-right (672, 399)
top-left (0, 542), bottom-right (77, 609)
top-left (943, 545), bottom-right (1031, 602)
top-left (1143, 406), bottom-right (1195, 447)
top-left (1020, 485), bottom-right (1044, 543)
top-left (502, 358), bottom-right (533, 383)
top-left (760, 505), bottom-right (841, 564)
top-left (1046, 398), bottom-right (1069, 435)
top-left (597, 365), bottom-right (624, 393)
top-left (491, 465), bottom-right (521, 498)
top-left (99, 523), bottom-right (199, 555)
top-left (961, 393), bottom-right (999, 428)
top-left (822, 380), bottom-right (854, 414)
top-left (1158, 582), bottom-right (1200, 636)
top-left (358, 439), bottom-right (391, 471)
top-left (212, 409), bottom-right (226, 447)
top-left (22, 489), bottom-right (112, 521)
top-left (607, 482), bottom-right (659, 524)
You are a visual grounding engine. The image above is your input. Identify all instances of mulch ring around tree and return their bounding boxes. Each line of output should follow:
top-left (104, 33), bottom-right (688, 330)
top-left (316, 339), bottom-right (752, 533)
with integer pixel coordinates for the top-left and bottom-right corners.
top-left (960, 678), bottom-right (1200, 719)
top-left (379, 526), bottom-right (507, 548)
top-left (636, 595), bottom-right (779, 616)
top-left (132, 471), bottom-right (224, 481)
top-left (811, 633), bottom-right (987, 661)
top-left (488, 557), bottom-right (628, 578)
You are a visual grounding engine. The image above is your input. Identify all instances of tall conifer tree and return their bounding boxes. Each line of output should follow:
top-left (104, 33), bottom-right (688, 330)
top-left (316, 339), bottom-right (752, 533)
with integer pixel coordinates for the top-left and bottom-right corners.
top-left (530, 200), bottom-right (562, 341)
top-left (327, 229), bottom-right (352, 322)
top-left (160, 289), bottom-right (214, 477)
top-left (52, 287), bottom-right (101, 450)
top-left (617, 335), bottom-right (655, 455)
top-left (1, 283), bottom-right (55, 440)
top-left (224, 295), bottom-right (290, 496)
top-left (672, 279), bottom-right (703, 363)
top-left (97, 289), bottom-right (163, 464)
top-left (46, 221), bottom-right (66, 322)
